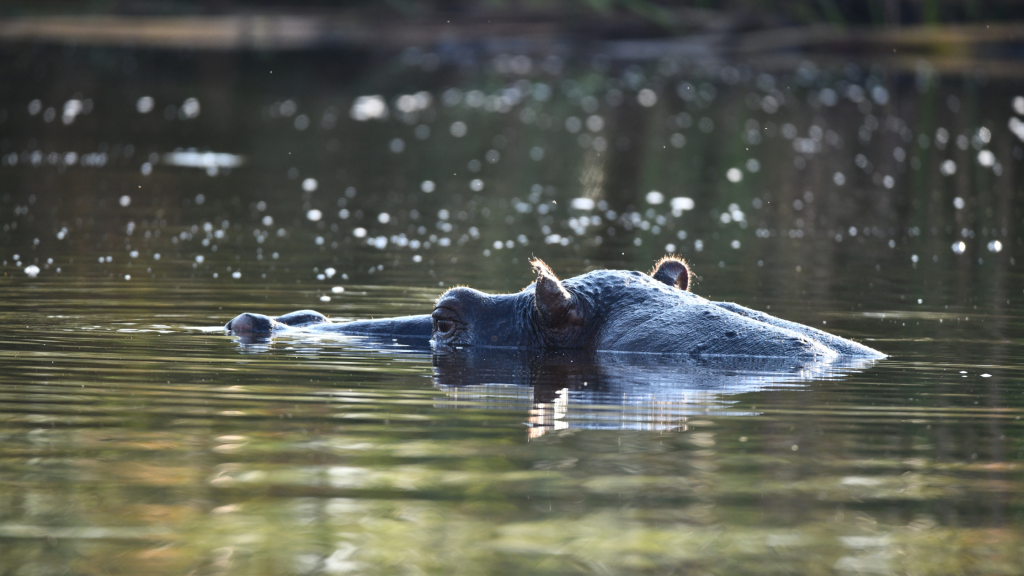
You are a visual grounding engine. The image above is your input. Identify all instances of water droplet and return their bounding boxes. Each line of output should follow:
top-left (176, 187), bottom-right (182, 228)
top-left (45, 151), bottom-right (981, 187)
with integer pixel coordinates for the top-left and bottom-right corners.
top-left (449, 121), bottom-right (467, 137)
top-left (571, 198), bottom-right (595, 210)
top-left (179, 97), bottom-right (200, 119)
top-left (637, 89), bottom-right (657, 107)
top-left (671, 197), bottom-right (694, 213)
top-left (136, 96), bottom-right (154, 114)
top-left (940, 159), bottom-right (957, 176)
top-left (977, 150), bottom-right (995, 167)
top-left (350, 95), bottom-right (388, 121)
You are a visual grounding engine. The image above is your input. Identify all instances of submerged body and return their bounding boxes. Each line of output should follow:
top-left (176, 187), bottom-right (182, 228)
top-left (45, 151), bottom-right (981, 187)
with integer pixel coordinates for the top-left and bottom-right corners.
top-left (225, 257), bottom-right (884, 359)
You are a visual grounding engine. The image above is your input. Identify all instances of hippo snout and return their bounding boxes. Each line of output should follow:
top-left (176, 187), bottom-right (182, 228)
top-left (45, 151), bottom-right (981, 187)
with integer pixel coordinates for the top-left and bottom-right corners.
top-left (225, 312), bottom-right (276, 334)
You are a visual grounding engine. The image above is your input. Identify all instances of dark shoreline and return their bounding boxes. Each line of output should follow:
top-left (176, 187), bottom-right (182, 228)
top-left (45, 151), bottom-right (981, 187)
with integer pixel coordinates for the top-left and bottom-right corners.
top-left (2, 16), bottom-right (1023, 80)
top-left (0, 15), bottom-right (1021, 53)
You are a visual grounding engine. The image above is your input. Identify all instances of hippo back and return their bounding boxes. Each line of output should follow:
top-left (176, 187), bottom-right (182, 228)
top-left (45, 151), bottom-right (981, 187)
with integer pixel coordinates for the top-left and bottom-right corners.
top-left (563, 270), bottom-right (878, 358)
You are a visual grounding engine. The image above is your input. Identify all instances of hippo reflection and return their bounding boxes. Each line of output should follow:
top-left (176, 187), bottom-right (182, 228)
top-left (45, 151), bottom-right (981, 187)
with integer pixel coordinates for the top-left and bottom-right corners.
top-left (225, 332), bottom-right (880, 437)
top-left (226, 257), bottom-right (884, 359)
top-left (430, 346), bottom-right (877, 437)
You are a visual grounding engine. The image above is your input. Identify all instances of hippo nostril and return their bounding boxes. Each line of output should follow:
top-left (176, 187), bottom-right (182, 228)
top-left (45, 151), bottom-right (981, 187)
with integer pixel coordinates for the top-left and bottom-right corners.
top-left (225, 312), bottom-right (274, 334)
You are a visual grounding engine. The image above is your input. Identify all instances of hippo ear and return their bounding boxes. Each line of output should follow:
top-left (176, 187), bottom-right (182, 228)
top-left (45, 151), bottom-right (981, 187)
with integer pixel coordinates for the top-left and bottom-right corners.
top-left (650, 256), bottom-right (692, 291)
top-left (531, 258), bottom-right (582, 328)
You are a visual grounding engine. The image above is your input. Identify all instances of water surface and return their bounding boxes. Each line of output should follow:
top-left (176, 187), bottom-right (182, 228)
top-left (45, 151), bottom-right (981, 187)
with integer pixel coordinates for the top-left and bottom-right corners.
top-left (2, 43), bottom-right (1024, 574)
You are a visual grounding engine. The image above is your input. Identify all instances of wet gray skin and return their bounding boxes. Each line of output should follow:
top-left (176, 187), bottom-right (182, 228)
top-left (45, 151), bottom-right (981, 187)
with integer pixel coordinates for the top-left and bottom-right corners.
top-left (225, 308), bottom-right (433, 345)
top-left (224, 256), bottom-right (885, 359)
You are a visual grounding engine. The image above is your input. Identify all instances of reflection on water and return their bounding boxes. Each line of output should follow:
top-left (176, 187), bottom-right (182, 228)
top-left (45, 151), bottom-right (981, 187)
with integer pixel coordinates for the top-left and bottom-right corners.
top-left (432, 347), bottom-right (880, 437)
top-left (232, 334), bottom-right (881, 436)
top-left (2, 40), bottom-right (1024, 575)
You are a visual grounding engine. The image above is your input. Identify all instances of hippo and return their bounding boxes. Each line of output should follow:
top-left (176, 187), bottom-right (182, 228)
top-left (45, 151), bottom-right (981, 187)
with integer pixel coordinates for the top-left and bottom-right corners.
top-left (225, 256), bottom-right (884, 359)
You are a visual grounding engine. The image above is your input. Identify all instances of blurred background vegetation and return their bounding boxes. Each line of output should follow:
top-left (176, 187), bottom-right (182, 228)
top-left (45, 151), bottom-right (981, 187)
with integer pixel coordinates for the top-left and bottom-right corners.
top-left (2, 0), bottom-right (1023, 31)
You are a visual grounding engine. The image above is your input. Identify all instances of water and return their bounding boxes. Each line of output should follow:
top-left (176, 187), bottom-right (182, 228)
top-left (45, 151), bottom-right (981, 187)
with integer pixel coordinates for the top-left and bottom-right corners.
top-left (3, 43), bottom-right (1024, 574)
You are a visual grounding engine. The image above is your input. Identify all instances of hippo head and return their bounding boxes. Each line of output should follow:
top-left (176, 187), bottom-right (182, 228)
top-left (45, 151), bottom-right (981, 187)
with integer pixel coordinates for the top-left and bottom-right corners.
top-left (223, 255), bottom-right (880, 358)
top-left (430, 256), bottom-right (693, 350)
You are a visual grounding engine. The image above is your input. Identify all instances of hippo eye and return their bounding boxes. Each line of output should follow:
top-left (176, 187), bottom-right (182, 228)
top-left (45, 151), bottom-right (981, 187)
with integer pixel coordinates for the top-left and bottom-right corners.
top-left (431, 307), bottom-right (461, 337)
